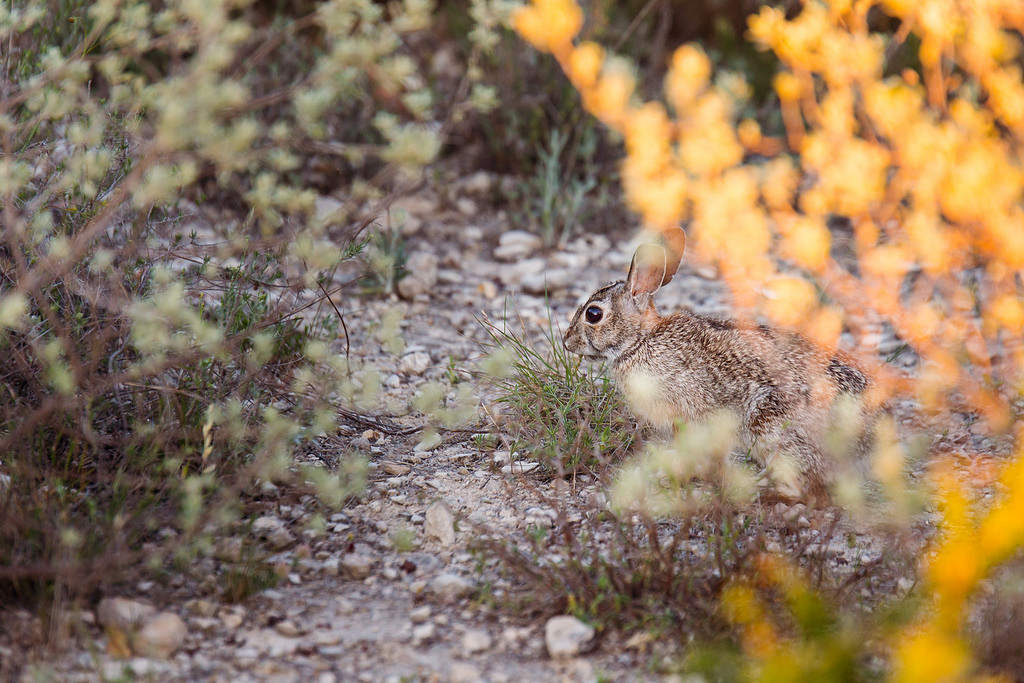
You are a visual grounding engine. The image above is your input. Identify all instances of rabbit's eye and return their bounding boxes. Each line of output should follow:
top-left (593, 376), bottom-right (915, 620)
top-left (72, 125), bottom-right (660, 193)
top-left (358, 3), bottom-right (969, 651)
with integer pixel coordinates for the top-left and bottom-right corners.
top-left (585, 305), bottom-right (603, 324)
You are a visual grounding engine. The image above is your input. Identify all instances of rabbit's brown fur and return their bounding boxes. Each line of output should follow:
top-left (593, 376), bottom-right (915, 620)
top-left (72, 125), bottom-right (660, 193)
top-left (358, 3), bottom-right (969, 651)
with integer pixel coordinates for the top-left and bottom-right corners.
top-left (563, 237), bottom-right (873, 500)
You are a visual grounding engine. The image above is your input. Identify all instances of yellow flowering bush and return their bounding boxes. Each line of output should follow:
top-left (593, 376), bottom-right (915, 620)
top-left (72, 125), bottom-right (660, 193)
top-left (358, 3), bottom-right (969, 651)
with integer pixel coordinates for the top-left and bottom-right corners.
top-left (515, 0), bottom-right (1024, 424)
top-left (515, 0), bottom-right (1024, 678)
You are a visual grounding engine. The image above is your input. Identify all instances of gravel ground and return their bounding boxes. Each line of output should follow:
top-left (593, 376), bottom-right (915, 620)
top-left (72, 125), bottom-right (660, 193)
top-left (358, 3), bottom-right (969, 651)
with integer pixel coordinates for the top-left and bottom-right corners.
top-left (1, 172), bottom-right (1007, 682)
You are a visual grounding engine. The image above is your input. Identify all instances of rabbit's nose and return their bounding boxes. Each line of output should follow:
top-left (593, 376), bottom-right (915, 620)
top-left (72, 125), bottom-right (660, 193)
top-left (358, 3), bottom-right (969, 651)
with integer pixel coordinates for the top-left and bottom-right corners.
top-left (562, 327), bottom-right (576, 351)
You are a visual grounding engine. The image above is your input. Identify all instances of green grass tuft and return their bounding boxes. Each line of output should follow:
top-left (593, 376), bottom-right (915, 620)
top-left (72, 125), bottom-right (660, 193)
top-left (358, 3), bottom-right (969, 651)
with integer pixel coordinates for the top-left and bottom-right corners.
top-left (478, 303), bottom-right (639, 475)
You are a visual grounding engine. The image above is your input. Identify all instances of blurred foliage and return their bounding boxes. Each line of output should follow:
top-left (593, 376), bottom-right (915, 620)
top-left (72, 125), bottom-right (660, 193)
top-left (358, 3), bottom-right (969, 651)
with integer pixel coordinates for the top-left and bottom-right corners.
top-left (514, 0), bottom-right (1024, 679)
top-left (0, 0), bottom-right (489, 607)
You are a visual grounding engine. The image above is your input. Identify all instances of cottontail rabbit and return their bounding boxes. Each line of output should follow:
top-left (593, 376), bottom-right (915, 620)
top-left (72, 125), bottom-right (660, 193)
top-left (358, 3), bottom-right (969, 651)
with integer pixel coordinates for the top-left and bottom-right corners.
top-left (563, 229), bottom-right (874, 500)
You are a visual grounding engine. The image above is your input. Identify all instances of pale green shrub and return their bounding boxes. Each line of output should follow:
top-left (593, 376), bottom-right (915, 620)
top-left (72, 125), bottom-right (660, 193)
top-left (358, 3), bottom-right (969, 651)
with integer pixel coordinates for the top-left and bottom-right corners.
top-left (0, 0), bottom-right (485, 603)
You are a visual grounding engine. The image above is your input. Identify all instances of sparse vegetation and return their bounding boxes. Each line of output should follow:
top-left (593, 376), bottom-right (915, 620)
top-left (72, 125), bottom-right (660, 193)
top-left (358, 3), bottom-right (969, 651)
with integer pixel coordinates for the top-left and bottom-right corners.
top-left (3, 0), bottom-right (1024, 679)
top-left (479, 307), bottom-right (638, 474)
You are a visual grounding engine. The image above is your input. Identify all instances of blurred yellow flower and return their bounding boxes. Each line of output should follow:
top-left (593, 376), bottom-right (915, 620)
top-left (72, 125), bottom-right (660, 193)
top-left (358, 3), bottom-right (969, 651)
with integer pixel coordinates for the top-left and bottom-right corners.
top-left (585, 61), bottom-right (635, 126)
top-left (678, 92), bottom-right (743, 176)
top-left (905, 211), bottom-right (953, 274)
top-left (763, 276), bottom-right (817, 328)
top-left (567, 41), bottom-right (604, 90)
top-left (665, 44), bottom-right (711, 111)
top-left (759, 157), bottom-right (798, 210)
top-left (893, 627), bottom-right (971, 683)
top-left (773, 71), bottom-right (802, 101)
top-left (804, 305), bottom-right (842, 347)
top-left (623, 165), bottom-right (687, 229)
top-left (986, 293), bottom-right (1024, 334)
top-left (512, 0), bottom-right (583, 54)
top-left (781, 214), bottom-right (831, 272)
top-left (623, 103), bottom-right (672, 176)
top-left (737, 118), bottom-right (762, 150)
top-left (802, 135), bottom-right (889, 216)
top-left (748, 6), bottom-right (786, 50)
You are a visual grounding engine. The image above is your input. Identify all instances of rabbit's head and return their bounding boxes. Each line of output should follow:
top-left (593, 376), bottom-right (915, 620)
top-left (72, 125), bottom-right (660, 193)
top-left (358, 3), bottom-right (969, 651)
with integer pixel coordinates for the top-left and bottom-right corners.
top-left (563, 230), bottom-right (686, 362)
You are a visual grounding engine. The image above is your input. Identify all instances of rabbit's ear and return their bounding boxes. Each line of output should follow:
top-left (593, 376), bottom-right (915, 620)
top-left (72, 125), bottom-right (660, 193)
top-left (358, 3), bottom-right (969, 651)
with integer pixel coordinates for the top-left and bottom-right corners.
top-left (660, 228), bottom-right (686, 286)
top-left (627, 244), bottom-right (667, 297)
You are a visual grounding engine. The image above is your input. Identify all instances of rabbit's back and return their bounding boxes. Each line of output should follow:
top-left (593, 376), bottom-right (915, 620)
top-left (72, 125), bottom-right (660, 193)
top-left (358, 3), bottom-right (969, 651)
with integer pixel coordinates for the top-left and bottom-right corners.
top-left (613, 309), bottom-right (870, 444)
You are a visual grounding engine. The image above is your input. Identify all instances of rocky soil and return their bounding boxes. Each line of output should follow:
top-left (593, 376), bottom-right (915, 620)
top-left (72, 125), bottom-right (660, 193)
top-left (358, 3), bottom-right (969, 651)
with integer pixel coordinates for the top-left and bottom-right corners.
top-left (1, 171), bottom-right (1005, 682)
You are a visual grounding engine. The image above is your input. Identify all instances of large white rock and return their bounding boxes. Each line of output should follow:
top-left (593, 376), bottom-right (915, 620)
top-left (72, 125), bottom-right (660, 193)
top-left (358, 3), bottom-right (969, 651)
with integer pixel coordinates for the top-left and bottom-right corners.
top-left (398, 251), bottom-right (439, 300)
top-left (493, 230), bottom-right (543, 262)
top-left (462, 628), bottom-right (493, 655)
top-left (424, 500), bottom-right (456, 546)
top-left (97, 597), bottom-right (156, 630)
top-left (544, 615), bottom-right (595, 658)
top-left (134, 612), bottom-right (188, 658)
top-left (430, 572), bottom-right (475, 602)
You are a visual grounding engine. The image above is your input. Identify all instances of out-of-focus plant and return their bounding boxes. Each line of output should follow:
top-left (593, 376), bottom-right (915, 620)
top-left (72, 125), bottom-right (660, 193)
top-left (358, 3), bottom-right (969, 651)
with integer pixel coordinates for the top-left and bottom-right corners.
top-left (512, 0), bottom-right (1024, 678)
top-left (514, 0), bottom-right (1023, 428)
top-left (0, 0), bottom-right (485, 604)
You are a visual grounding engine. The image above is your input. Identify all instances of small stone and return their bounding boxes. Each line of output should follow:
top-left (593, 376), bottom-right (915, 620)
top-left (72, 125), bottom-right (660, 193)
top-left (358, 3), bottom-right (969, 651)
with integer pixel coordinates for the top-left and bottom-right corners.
top-left (252, 516), bottom-right (295, 550)
top-left (544, 615), bottom-right (595, 658)
top-left (381, 462), bottom-right (412, 476)
top-left (501, 461), bottom-right (540, 475)
top-left (520, 269), bottom-right (573, 295)
top-left (430, 44), bottom-right (460, 79)
top-left (412, 622), bottom-right (436, 645)
top-left (184, 599), bottom-right (217, 618)
top-left (323, 558), bottom-right (340, 576)
top-left (274, 620), bottom-right (301, 637)
top-left (414, 432), bottom-right (442, 453)
top-left (456, 197), bottom-right (478, 216)
top-left (782, 503), bottom-right (807, 523)
top-left (500, 626), bottom-right (528, 646)
top-left (193, 617), bottom-right (219, 633)
top-left (424, 500), bottom-right (456, 547)
top-left (340, 554), bottom-right (373, 580)
top-left (497, 258), bottom-right (545, 285)
top-left (478, 280), bottom-right (498, 299)
top-left (410, 606), bottom-right (432, 623)
top-left (460, 171), bottom-right (492, 195)
top-left (97, 598), bottom-right (156, 630)
top-left (397, 251), bottom-right (439, 300)
top-left (128, 658), bottom-right (165, 676)
top-left (134, 612), bottom-right (188, 659)
top-left (430, 573), bottom-right (475, 602)
top-left (494, 230), bottom-right (543, 262)
top-left (314, 195), bottom-right (344, 225)
top-left (314, 630), bottom-right (344, 646)
top-left (462, 629), bottom-right (492, 655)
top-left (449, 662), bottom-right (482, 683)
top-left (392, 194), bottom-right (438, 219)
top-left (219, 608), bottom-right (245, 630)
top-left (400, 351), bottom-right (431, 376)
